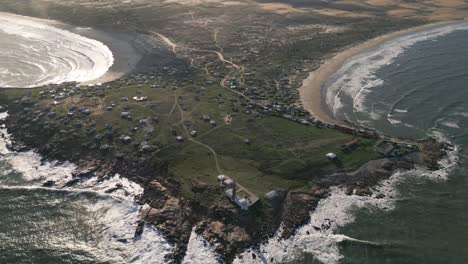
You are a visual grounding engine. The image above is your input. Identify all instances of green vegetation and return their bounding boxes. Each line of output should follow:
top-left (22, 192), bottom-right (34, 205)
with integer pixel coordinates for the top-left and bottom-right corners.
top-left (0, 0), bottom-right (423, 201)
top-left (0, 72), bottom-right (379, 199)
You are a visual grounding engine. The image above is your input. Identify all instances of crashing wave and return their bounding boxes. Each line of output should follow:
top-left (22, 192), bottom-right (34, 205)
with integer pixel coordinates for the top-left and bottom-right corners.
top-left (0, 12), bottom-right (114, 88)
top-left (232, 130), bottom-right (458, 264)
top-left (325, 21), bottom-right (468, 120)
top-left (0, 112), bottom-right (174, 263)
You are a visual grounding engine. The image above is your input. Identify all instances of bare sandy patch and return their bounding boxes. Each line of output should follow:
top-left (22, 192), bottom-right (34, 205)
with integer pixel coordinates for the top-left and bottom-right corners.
top-left (399, 2), bottom-right (425, 10)
top-left (431, 0), bottom-right (467, 8)
top-left (312, 9), bottom-right (373, 18)
top-left (259, 3), bottom-right (306, 15)
top-left (221, 1), bottom-right (248, 6)
top-left (286, 24), bottom-right (348, 34)
top-left (336, 0), bottom-right (371, 9)
top-left (365, 0), bottom-right (395, 7)
top-left (429, 8), bottom-right (468, 20)
top-left (387, 9), bottom-right (418, 17)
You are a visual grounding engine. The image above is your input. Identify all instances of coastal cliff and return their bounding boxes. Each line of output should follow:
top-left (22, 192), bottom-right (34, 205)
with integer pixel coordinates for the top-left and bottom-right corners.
top-left (0, 99), bottom-right (449, 263)
top-left (0, 1), bottom-right (463, 262)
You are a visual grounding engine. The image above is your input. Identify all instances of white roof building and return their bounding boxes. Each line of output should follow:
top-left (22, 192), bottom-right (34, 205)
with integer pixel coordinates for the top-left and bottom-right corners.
top-left (217, 175), bottom-right (226, 181)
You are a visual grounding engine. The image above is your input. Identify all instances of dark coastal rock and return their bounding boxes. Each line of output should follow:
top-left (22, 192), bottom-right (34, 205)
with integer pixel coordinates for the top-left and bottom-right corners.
top-left (280, 192), bottom-right (320, 239)
top-left (63, 178), bottom-right (80, 187)
top-left (134, 221), bottom-right (145, 239)
top-left (42, 180), bottom-right (55, 187)
top-left (105, 183), bottom-right (123, 194)
top-left (0, 98), bottom-right (450, 264)
top-left (72, 160), bottom-right (101, 177)
top-left (196, 220), bottom-right (251, 257)
top-left (420, 140), bottom-right (449, 170)
top-left (117, 238), bottom-right (128, 243)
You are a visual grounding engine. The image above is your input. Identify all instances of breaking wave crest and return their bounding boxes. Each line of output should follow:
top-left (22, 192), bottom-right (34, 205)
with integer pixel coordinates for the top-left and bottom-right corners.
top-left (0, 12), bottom-right (114, 88)
top-left (325, 21), bottom-right (468, 119)
top-left (0, 112), bottom-right (174, 263)
top-left (231, 130), bottom-right (459, 264)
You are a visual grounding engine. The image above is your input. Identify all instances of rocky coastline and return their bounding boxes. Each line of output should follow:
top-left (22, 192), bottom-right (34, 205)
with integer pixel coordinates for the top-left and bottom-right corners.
top-left (0, 97), bottom-right (451, 263)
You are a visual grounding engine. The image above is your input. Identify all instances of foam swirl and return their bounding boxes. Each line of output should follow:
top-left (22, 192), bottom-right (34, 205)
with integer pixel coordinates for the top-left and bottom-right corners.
top-left (0, 12), bottom-right (114, 88)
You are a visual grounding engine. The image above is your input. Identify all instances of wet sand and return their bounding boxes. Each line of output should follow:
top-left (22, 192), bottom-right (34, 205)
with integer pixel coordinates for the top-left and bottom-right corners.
top-left (58, 26), bottom-right (144, 86)
top-left (0, 12), bottom-right (144, 87)
top-left (298, 21), bottom-right (459, 125)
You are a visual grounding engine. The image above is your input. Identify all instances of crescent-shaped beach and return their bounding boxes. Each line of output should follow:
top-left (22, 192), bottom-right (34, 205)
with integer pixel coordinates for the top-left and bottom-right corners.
top-left (0, 12), bottom-right (143, 88)
top-left (298, 20), bottom-right (462, 125)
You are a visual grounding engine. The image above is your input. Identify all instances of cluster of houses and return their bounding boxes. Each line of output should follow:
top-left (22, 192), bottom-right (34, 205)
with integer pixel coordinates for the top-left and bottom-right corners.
top-left (37, 82), bottom-right (82, 103)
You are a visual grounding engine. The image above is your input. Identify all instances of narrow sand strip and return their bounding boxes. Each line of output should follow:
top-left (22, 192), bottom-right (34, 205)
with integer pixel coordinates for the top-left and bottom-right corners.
top-left (298, 21), bottom-right (459, 125)
top-left (0, 12), bottom-right (143, 88)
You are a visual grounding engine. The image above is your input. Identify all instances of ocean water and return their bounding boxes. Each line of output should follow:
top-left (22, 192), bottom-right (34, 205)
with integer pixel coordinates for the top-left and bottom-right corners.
top-left (233, 23), bottom-right (468, 264)
top-left (0, 12), bottom-right (113, 88)
top-left (334, 25), bottom-right (468, 264)
top-left (1, 20), bottom-right (468, 264)
top-left (0, 113), bottom-right (175, 263)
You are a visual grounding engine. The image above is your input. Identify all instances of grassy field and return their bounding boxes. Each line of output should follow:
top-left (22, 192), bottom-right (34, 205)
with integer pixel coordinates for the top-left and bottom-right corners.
top-left (1, 71), bottom-right (379, 199)
top-left (0, 0), bottom-right (421, 201)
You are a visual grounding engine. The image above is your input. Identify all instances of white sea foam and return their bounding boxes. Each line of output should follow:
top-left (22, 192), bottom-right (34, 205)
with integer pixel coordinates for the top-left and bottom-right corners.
top-left (233, 184), bottom-right (397, 264)
top-left (394, 108), bottom-right (409, 113)
top-left (4, 151), bottom-right (77, 183)
top-left (0, 112), bottom-right (11, 154)
top-left (326, 21), bottom-right (468, 120)
top-left (0, 111), bottom-right (174, 263)
top-left (440, 120), bottom-right (461, 129)
top-left (387, 114), bottom-right (402, 125)
top-left (233, 130), bottom-right (459, 264)
top-left (452, 112), bottom-right (468, 117)
top-left (0, 12), bottom-right (114, 88)
top-left (84, 199), bottom-right (174, 264)
top-left (183, 228), bottom-right (220, 264)
top-left (78, 173), bottom-right (145, 198)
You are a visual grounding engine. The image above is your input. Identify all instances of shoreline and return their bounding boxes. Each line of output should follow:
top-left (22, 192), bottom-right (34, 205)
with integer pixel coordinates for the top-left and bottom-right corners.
top-left (0, 10), bottom-right (462, 264)
top-left (0, 100), bottom-right (454, 263)
top-left (0, 112), bottom-right (175, 263)
top-left (46, 18), bottom-right (146, 86)
top-left (0, 12), bottom-right (144, 88)
top-left (298, 20), bottom-right (462, 125)
top-left (73, 28), bottom-right (145, 86)
top-left (1, 104), bottom-right (448, 264)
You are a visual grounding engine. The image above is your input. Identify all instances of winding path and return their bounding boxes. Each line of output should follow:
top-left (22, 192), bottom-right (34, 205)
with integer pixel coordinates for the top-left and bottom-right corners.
top-left (173, 92), bottom-right (222, 174)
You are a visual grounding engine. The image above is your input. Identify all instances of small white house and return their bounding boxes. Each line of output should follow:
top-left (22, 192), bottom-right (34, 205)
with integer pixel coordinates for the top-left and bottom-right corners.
top-left (133, 96), bottom-right (148, 102)
top-left (326, 153), bottom-right (337, 160)
top-left (217, 175), bottom-right (226, 182)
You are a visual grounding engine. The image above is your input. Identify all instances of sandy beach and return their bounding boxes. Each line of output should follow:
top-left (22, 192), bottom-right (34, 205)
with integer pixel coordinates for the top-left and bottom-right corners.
top-left (298, 21), bottom-right (460, 125)
top-left (63, 27), bottom-right (144, 86)
top-left (0, 12), bottom-right (144, 88)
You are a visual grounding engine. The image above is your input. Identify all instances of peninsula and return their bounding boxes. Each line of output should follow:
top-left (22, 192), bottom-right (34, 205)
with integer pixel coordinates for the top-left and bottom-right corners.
top-left (0, 0), bottom-right (465, 263)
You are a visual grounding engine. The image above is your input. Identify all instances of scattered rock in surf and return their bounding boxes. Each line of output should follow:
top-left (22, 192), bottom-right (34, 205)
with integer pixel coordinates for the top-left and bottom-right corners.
top-left (42, 180), bottom-right (55, 187)
top-left (64, 178), bottom-right (80, 187)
